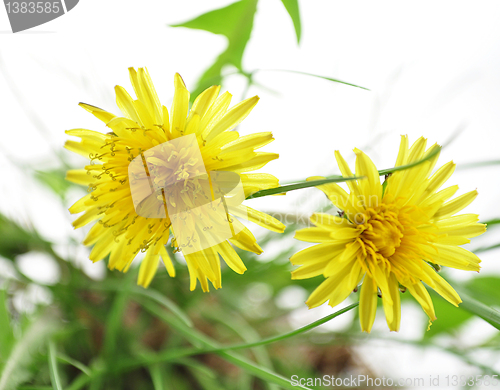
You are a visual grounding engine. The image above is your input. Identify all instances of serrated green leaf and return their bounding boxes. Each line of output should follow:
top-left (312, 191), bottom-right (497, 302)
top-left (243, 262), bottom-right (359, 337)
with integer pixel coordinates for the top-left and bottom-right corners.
top-left (171, 0), bottom-right (258, 97)
top-left (280, 0), bottom-right (301, 43)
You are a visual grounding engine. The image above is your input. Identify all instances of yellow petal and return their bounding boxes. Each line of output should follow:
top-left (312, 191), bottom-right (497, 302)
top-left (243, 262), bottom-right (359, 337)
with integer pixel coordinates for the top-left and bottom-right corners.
top-left (138, 250), bottom-right (160, 288)
top-left (406, 282), bottom-right (436, 321)
top-left (433, 190), bottom-right (478, 219)
top-left (79, 103), bottom-right (116, 124)
top-left (199, 91), bottom-right (232, 137)
top-left (204, 96), bottom-right (259, 142)
top-left (217, 241), bottom-right (246, 274)
top-left (159, 245), bottom-right (176, 277)
top-left (395, 135), bottom-right (409, 166)
top-left (294, 227), bottom-right (335, 243)
top-left (69, 193), bottom-right (92, 214)
top-left (72, 208), bottom-right (100, 229)
top-left (290, 242), bottom-right (346, 266)
top-left (359, 276), bottom-right (378, 333)
top-left (382, 273), bottom-right (401, 331)
top-left (220, 132), bottom-right (273, 154)
top-left (188, 85), bottom-right (221, 127)
top-left (170, 73), bottom-right (190, 138)
top-left (115, 85), bottom-right (142, 125)
top-left (422, 265), bottom-right (461, 306)
top-left (354, 148), bottom-right (382, 204)
top-left (66, 169), bottom-right (94, 186)
top-left (334, 150), bottom-right (360, 198)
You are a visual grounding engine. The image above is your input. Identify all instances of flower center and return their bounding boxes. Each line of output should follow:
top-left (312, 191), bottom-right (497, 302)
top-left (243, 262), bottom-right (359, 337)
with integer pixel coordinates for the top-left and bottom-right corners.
top-left (359, 205), bottom-right (404, 259)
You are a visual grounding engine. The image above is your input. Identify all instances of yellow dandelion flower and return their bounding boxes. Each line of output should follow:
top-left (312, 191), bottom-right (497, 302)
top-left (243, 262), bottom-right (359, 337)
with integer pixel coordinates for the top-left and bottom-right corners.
top-left (291, 136), bottom-right (486, 332)
top-left (66, 68), bottom-right (284, 290)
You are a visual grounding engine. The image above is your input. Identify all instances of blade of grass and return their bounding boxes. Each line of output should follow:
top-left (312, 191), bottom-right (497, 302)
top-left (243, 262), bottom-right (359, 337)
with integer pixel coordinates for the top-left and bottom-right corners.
top-left (0, 289), bottom-right (14, 361)
top-left (377, 144), bottom-right (441, 176)
top-left (81, 282), bottom-right (192, 328)
top-left (473, 243), bottom-right (500, 253)
top-left (0, 317), bottom-right (57, 390)
top-left (246, 176), bottom-right (361, 199)
top-left (458, 291), bottom-right (500, 331)
top-left (205, 302), bottom-right (359, 352)
top-left (112, 301), bottom-right (358, 374)
top-left (48, 341), bottom-right (63, 390)
top-left (256, 69), bottom-right (369, 90)
top-left (483, 218), bottom-right (500, 227)
top-left (131, 287), bottom-right (193, 328)
top-left (56, 353), bottom-right (91, 377)
top-left (66, 373), bottom-right (90, 390)
top-left (202, 309), bottom-right (279, 390)
top-left (139, 300), bottom-right (313, 390)
top-left (458, 160), bottom-right (500, 170)
top-left (149, 363), bottom-right (164, 390)
top-left (249, 145), bottom-right (442, 200)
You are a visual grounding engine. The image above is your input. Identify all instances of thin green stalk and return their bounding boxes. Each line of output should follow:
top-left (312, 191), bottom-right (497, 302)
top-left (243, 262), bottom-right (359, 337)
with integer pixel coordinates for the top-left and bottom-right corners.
top-left (48, 341), bottom-right (63, 390)
top-left (246, 176), bottom-right (361, 199)
top-left (66, 373), bottom-right (90, 390)
top-left (109, 300), bottom-right (357, 381)
top-left (377, 144), bottom-right (441, 176)
top-left (255, 69), bottom-right (370, 90)
top-left (56, 353), bottom-right (91, 376)
top-left (248, 144), bottom-right (442, 200)
top-left (201, 302), bottom-right (359, 353)
top-left (132, 300), bottom-right (315, 390)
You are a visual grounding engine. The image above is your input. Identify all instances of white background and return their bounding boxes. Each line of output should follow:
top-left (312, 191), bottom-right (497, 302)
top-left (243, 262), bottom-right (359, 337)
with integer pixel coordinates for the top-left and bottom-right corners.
top-left (1, 1), bottom-right (500, 387)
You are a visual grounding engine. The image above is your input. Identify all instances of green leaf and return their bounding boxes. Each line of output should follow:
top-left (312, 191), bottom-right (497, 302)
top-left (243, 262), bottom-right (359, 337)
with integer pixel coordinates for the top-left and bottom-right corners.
top-left (170, 0), bottom-right (258, 97)
top-left (48, 341), bottom-right (63, 390)
top-left (246, 175), bottom-right (361, 199)
top-left (280, 0), bottom-right (301, 43)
